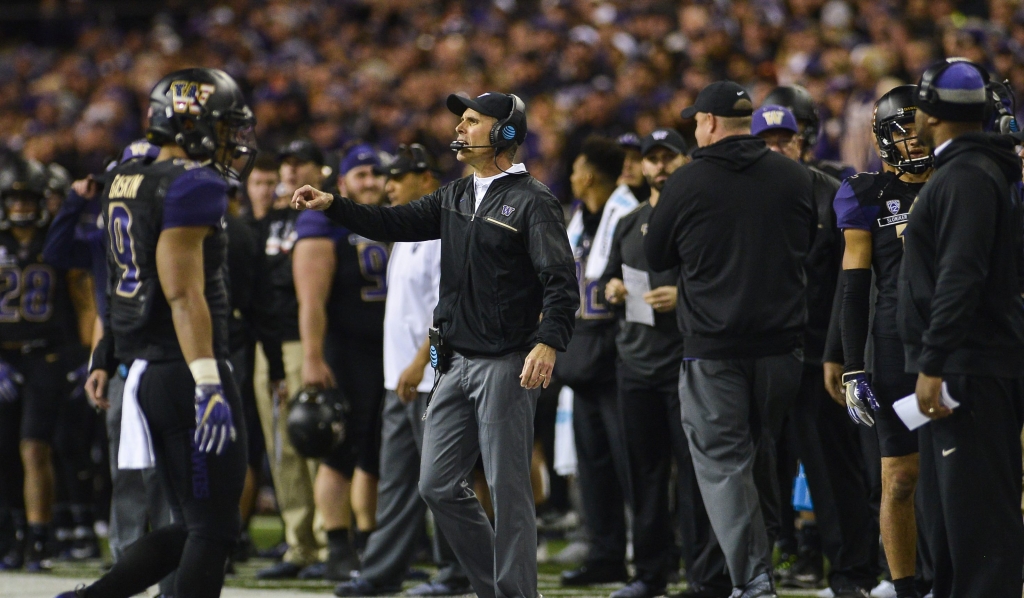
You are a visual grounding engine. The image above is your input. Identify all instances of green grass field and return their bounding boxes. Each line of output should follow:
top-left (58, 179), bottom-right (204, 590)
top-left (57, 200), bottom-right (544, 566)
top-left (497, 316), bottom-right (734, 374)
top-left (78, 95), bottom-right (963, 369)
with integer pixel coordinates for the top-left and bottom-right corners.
top-left (34, 516), bottom-right (822, 597)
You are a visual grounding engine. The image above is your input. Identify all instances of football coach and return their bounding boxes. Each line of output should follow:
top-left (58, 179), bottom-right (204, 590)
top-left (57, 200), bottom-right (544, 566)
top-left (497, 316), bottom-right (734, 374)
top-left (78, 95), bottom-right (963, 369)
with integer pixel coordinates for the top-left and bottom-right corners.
top-left (900, 58), bottom-right (1024, 598)
top-left (644, 81), bottom-right (815, 598)
top-left (291, 91), bottom-right (579, 598)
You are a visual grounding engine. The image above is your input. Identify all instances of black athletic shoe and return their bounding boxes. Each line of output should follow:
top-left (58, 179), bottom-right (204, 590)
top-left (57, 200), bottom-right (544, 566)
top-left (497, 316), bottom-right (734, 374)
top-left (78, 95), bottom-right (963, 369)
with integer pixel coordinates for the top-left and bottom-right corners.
top-left (334, 578), bottom-right (402, 596)
top-left (670, 583), bottom-right (733, 598)
top-left (610, 579), bottom-right (666, 598)
top-left (256, 560), bottom-right (303, 579)
top-left (560, 561), bottom-right (629, 586)
top-left (405, 579), bottom-right (474, 596)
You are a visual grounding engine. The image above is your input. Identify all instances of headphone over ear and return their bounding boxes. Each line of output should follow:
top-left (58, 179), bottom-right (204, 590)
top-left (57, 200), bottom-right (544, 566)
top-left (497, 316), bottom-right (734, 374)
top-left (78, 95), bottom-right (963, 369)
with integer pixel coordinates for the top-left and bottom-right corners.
top-left (917, 57), bottom-right (992, 123)
top-left (489, 94), bottom-right (527, 150)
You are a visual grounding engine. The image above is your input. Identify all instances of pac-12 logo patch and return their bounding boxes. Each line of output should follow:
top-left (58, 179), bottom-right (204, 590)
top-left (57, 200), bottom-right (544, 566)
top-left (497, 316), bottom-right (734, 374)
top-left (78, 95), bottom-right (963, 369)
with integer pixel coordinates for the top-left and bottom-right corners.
top-left (887, 199), bottom-right (900, 215)
top-left (501, 205), bottom-right (516, 217)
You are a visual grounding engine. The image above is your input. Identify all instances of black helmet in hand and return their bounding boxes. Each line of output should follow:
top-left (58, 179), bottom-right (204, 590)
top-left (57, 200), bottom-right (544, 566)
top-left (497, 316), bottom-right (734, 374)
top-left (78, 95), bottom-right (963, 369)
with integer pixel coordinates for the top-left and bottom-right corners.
top-left (146, 67), bottom-right (258, 181)
top-left (286, 387), bottom-right (346, 459)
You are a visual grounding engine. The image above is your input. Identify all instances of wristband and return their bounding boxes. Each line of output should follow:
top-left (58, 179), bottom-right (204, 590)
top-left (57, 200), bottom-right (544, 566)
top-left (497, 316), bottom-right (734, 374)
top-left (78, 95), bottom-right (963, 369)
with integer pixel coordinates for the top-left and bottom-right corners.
top-left (188, 358), bottom-right (221, 386)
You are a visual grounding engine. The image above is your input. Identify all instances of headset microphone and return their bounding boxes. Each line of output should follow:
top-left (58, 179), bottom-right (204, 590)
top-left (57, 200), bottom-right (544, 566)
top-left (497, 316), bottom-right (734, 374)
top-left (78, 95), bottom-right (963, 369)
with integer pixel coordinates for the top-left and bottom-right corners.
top-left (449, 140), bottom-right (494, 152)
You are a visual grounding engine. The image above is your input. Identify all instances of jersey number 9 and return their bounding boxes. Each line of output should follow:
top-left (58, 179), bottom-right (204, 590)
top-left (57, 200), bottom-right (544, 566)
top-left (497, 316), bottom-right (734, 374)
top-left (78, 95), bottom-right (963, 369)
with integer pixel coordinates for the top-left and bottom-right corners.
top-left (108, 203), bottom-right (142, 298)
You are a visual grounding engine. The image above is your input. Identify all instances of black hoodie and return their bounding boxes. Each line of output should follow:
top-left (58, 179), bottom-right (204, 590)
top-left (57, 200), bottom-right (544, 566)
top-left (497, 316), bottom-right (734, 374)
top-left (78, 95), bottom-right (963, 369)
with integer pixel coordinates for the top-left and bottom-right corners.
top-left (897, 132), bottom-right (1024, 377)
top-left (645, 134), bottom-right (816, 359)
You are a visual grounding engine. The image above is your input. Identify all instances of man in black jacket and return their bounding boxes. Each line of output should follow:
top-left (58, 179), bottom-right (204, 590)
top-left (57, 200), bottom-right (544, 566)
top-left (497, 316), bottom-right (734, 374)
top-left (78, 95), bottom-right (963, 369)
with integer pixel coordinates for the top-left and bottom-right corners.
top-left (292, 91), bottom-right (578, 598)
top-left (900, 59), bottom-right (1024, 598)
top-left (753, 104), bottom-right (876, 597)
top-left (645, 81), bottom-right (815, 598)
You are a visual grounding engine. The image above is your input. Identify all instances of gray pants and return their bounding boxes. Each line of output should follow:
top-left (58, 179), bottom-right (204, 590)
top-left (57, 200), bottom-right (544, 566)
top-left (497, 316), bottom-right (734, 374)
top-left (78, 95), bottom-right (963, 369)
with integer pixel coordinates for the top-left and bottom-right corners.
top-left (360, 390), bottom-right (466, 585)
top-left (106, 371), bottom-right (176, 593)
top-left (419, 352), bottom-right (539, 598)
top-left (678, 351), bottom-right (802, 588)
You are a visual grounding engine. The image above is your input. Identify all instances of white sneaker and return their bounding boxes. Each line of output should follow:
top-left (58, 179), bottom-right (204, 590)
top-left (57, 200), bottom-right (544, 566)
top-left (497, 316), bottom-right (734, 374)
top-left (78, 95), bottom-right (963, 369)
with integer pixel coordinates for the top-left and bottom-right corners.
top-left (870, 580), bottom-right (896, 598)
top-left (816, 588), bottom-right (835, 598)
top-left (551, 540), bottom-right (589, 564)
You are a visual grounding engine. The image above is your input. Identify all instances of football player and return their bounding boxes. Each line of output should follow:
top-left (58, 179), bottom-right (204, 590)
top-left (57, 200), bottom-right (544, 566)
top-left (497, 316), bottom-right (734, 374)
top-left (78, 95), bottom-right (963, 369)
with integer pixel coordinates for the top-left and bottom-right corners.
top-left (292, 143), bottom-right (388, 580)
top-left (831, 85), bottom-right (934, 598)
top-left (0, 156), bottom-right (87, 572)
top-left (59, 67), bottom-right (256, 598)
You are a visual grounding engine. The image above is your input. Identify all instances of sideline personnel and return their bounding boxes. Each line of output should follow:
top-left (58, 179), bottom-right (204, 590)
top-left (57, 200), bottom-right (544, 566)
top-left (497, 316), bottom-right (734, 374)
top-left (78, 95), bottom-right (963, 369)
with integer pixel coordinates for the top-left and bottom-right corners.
top-left (292, 92), bottom-right (578, 598)
top-left (900, 58), bottom-right (1024, 598)
top-left (645, 81), bottom-right (815, 598)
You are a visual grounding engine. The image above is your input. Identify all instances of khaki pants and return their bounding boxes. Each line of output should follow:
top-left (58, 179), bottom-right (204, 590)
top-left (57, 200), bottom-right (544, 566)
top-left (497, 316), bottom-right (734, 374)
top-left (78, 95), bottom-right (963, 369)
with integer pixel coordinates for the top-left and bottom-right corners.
top-left (254, 341), bottom-right (325, 565)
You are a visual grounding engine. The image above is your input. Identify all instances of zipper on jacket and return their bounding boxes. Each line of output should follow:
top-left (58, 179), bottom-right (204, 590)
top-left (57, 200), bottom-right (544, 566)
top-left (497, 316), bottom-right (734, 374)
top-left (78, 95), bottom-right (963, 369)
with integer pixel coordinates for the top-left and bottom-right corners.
top-left (484, 217), bottom-right (517, 232)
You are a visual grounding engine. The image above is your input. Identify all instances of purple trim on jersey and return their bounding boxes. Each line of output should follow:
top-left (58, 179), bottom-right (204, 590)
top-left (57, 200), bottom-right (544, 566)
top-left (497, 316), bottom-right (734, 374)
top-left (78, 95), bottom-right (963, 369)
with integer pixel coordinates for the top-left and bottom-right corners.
top-left (295, 209), bottom-right (347, 243)
top-left (162, 168), bottom-right (228, 230)
top-left (833, 180), bottom-right (878, 231)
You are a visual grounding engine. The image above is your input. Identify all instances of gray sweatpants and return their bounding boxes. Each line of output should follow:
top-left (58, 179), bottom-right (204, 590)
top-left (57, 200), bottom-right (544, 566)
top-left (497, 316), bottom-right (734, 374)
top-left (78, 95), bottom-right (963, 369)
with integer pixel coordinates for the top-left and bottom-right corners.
top-left (106, 371), bottom-right (176, 593)
top-left (419, 352), bottom-right (539, 598)
top-left (360, 390), bottom-right (466, 586)
top-left (678, 351), bottom-right (802, 588)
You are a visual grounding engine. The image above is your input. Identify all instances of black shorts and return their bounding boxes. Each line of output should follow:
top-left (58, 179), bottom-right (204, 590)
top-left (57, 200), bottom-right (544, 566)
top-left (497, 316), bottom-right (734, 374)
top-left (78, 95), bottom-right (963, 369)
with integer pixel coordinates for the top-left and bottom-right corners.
top-left (871, 336), bottom-right (918, 458)
top-left (320, 335), bottom-right (384, 478)
top-left (0, 346), bottom-right (77, 443)
top-left (137, 359), bottom-right (247, 541)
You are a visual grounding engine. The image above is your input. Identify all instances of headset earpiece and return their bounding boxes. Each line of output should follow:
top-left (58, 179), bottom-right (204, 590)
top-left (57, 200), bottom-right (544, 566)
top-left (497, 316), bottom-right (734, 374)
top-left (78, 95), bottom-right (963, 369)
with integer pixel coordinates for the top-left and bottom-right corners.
top-left (490, 94), bottom-right (527, 150)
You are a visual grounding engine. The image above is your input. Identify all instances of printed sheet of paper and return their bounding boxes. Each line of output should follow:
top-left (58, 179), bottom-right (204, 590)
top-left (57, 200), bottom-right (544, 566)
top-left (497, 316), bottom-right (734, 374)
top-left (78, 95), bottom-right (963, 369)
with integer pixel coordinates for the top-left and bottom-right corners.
top-left (622, 264), bottom-right (655, 326)
top-left (893, 382), bottom-right (961, 431)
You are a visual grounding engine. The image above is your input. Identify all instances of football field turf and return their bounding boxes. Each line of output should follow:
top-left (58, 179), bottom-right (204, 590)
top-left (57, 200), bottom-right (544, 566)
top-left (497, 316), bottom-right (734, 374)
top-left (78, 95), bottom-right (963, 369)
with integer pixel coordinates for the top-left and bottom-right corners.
top-left (0, 516), bottom-right (822, 598)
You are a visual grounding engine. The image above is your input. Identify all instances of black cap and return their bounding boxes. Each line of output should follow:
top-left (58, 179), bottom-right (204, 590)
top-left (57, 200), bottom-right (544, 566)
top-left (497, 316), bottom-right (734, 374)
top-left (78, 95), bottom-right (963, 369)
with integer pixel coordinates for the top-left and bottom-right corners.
top-left (680, 81), bottom-right (754, 119)
top-left (446, 92), bottom-right (514, 119)
top-left (641, 128), bottom-right (687, 157)
top-left (374, 144), bottom-right (439, 177)
top-left (278, 139), bottom-right (325, 166)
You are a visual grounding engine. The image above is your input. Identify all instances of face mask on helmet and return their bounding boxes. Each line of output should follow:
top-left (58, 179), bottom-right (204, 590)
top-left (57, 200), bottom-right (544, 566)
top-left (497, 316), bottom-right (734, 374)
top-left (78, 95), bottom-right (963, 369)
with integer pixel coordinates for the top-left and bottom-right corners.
top-left (0, 158), bottom-right (50, 229)
top-left (873, 86), bottom-right (933, 176)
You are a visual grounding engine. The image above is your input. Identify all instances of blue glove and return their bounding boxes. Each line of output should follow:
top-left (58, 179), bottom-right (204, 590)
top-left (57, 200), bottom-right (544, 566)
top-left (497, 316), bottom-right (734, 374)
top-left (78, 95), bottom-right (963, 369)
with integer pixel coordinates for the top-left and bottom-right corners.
top-left (842, 371), bottom-right (878, 427)
top-left (0, 359), bottom-right (23, 403)
top-left (194, 383), bottom-right (236, 455)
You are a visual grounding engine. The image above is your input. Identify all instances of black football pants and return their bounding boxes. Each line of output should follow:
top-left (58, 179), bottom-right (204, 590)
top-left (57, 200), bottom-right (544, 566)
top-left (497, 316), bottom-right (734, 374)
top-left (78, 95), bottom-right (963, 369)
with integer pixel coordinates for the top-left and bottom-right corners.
top-left (86, 359), bottom-right (247, 598)
top-left (917, 374), bottom-right (1024, 598)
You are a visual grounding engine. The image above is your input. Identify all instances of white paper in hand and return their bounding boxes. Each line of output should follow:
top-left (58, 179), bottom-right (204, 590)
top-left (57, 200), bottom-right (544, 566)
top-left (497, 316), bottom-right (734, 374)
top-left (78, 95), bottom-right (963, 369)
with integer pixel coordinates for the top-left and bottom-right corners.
top-left (894, 382), bottom-right (961, 431)
top-left (621, 264), bottom-right (655, 326)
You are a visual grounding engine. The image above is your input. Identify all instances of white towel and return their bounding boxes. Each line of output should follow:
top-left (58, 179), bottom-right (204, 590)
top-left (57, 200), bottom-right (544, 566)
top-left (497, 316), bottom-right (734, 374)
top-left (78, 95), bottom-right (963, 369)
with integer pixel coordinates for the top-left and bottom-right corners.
top-left (553, 386), bottom-right (577, 477)
top-left (566, 184), bottom-right (639, 280)
top-left (118, 359), bottom-right (155, 470)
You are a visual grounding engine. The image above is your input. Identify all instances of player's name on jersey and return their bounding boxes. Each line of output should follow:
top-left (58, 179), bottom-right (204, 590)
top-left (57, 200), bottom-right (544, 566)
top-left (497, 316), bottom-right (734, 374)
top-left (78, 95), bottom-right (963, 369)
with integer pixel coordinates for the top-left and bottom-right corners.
top-left (877, 213), bottom-right (908, 227)
top-left (108, 174), bottom-right (145, 199)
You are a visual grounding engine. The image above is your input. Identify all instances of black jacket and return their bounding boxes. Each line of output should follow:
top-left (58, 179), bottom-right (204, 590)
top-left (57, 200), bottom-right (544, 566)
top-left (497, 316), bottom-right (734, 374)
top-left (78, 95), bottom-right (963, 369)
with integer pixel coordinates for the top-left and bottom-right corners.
top-left (322, 171), bottom-right (578, 356)
top-left (897, 132), bottom-right (1024, 377)
top-left (644, 135), bottom-right (815, 359)
top-left (803, 166), bottom-right (843, 364)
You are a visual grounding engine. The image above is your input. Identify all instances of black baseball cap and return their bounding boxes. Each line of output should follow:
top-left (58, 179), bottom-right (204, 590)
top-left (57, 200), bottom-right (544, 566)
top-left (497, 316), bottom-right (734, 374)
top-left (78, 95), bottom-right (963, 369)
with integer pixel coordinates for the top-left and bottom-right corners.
top-left (374, 144), bottom-right (439, 177)
top-left (641, 128), bottom-right (687, 157)
top-left (680, 81), bottom-right (754, 119)
top-left (446, 91), bottom-right (514, 119)
top-left (278, 139), bottom-right (325, 166)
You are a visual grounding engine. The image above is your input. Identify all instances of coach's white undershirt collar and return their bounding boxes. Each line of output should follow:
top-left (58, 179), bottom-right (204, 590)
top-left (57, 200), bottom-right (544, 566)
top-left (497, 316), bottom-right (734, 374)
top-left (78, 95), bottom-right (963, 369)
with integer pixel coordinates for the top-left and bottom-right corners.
top-left (474, 162), bottom-right (527, 212)
top-left (933, 139), bottom-right (953, 156)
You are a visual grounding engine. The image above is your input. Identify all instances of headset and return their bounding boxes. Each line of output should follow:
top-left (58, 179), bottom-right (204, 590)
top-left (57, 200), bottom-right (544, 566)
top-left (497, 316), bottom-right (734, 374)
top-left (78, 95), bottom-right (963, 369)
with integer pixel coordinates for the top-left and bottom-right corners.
top-left (449, 93), bottom-right (527, 152)
top-left (917, 57), bottom-right (992, 123)
top-left (987, 78), bottom-right (1019, 135)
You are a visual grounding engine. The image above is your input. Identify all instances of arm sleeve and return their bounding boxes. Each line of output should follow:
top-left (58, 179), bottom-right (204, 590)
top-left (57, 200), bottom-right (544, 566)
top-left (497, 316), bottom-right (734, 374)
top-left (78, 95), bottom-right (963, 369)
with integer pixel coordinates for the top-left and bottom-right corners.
top-left (841, 268), bottom-right (872, 371)
top-left (323, 188), bottom-right (444, 242)
top-left (644, 181), bottom-right (683, 272)
top-left (162, 168), bottom-right (228, 229)
top-left (917, 167), bottom-right (1000, 375)
top-left (525, 194), bottom-right (579, 352)
top-left (42, 189), bottom-right (93, 269)
top-left (823, 266), bottom-right (845, 364)
top-left (88, 327), bottom-right (116, 375)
